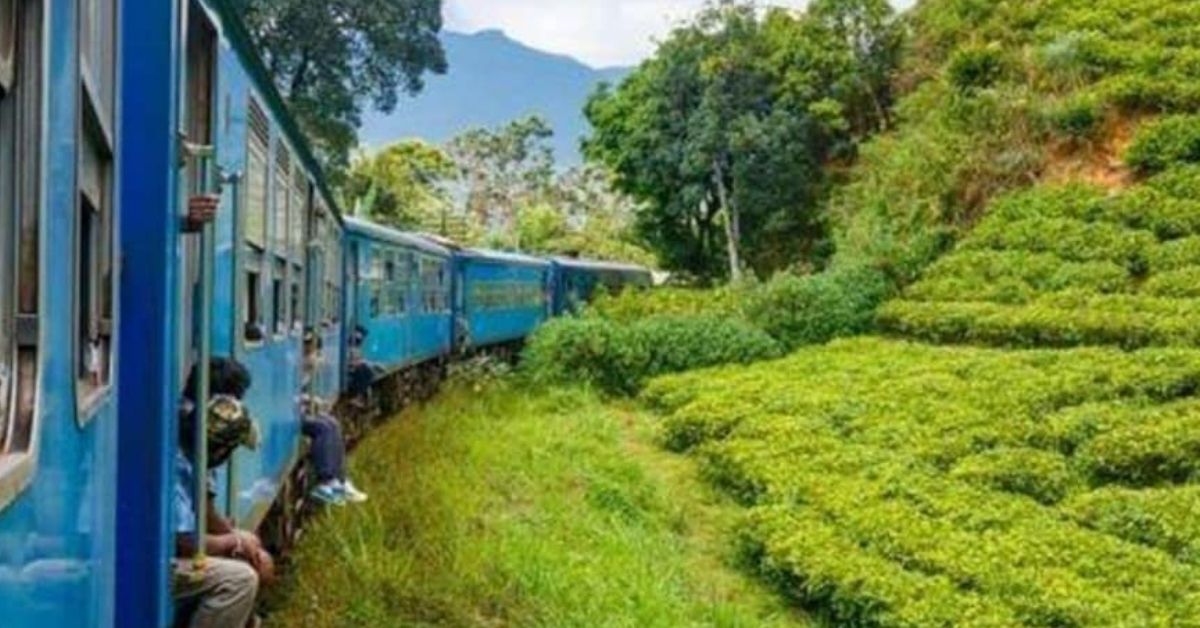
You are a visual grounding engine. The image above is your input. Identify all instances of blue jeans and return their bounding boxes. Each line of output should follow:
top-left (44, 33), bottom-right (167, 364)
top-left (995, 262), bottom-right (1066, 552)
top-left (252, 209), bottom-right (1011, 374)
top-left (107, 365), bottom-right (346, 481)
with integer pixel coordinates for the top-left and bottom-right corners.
top-left (302, 415), bottom-right (346, 483)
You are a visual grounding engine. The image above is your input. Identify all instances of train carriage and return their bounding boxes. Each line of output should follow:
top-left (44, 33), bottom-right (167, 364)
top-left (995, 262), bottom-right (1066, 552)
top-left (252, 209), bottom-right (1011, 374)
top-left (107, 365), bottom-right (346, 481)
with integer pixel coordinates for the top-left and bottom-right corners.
top-left (0, 0), bottom-right (123, 624)
top-left (342, 216), bottom-right (453, 377)
top-left (549, 257), bottom-right (653, 315)
top-left (453, 250), bottom-right (552, 353)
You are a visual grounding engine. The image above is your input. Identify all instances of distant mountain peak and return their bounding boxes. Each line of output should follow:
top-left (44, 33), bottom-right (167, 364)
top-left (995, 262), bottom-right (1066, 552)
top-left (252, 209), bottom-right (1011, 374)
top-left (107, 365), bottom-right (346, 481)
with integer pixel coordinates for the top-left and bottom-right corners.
top-left (360, 31), bottom-right (630, 165)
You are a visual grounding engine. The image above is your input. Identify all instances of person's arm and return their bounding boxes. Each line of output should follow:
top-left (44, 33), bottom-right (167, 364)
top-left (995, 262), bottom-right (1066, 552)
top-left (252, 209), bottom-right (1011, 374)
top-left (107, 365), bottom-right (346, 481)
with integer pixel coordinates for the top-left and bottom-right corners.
top-left (175, 532), bottom-right (241, 558)
top-left (205, 495), bottom-right (234, 535)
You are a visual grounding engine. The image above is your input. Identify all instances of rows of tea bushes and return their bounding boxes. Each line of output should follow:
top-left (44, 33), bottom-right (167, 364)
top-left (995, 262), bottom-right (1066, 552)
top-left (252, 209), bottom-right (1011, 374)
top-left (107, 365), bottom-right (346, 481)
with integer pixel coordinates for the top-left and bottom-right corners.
top-left (642, 337), bottom-right (1200, 626)
top-left (880, 166), bottom-right (1200, 350)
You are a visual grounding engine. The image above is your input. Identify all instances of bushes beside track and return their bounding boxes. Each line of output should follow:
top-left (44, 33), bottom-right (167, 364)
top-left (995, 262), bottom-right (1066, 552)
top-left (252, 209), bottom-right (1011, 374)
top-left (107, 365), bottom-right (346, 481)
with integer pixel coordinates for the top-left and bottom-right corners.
top-left (523, 315), bottom-right (782, 395)
top-left (527, 263), bottom-right (891, 393)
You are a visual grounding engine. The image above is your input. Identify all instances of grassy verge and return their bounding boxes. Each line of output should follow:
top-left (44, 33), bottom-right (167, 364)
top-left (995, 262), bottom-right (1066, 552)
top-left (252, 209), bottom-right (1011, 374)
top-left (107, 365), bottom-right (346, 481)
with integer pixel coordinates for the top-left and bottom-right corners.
top-left (268, 380), bottom-right (804, 627)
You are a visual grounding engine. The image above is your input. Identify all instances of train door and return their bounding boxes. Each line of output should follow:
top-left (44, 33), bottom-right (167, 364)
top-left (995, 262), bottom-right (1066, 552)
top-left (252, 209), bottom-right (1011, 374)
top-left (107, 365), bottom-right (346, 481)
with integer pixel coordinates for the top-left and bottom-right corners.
top-left (177, 0), bottom-right (221, 550)
top-left (178, 2), bottom-right (216, 389)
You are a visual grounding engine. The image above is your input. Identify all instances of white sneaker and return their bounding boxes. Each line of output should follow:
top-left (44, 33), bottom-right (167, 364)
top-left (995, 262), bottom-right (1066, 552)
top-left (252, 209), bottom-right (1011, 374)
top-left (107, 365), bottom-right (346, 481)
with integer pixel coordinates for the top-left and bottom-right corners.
top-left (338, 480), bottom-right (368, 504)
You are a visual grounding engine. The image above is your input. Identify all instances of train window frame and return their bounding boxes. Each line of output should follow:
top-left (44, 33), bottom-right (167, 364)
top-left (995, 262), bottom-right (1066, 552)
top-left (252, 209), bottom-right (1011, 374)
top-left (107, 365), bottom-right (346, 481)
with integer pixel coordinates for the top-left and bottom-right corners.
top-left (271, 257), bottom-right (286, 337)
top-left (244, 98), bottom-right (268, 250)
top-left (75, 0), bottom-right (117, 419)
top-left (323, 223), bottom-right (339, 325)
top-left (0, 0), bottom-right (42, 509)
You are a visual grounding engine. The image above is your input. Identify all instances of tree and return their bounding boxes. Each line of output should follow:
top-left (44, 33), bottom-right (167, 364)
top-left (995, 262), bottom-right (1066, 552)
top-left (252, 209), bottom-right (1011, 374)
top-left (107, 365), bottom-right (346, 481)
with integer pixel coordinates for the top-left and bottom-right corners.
top-left (585, 0), bottom-right (901, 282)
top-left (445, 116), bottom-right (556, 245)
top-left (346, 140), bottom-right (457, 230)
top-left (239, 0), bottom-right (447, 179)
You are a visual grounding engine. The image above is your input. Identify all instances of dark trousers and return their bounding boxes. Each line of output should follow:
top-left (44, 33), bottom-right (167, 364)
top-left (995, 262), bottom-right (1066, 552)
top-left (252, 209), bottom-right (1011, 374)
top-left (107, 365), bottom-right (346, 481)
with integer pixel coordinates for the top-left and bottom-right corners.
top-left (302, 415), bottom-right (346, 483)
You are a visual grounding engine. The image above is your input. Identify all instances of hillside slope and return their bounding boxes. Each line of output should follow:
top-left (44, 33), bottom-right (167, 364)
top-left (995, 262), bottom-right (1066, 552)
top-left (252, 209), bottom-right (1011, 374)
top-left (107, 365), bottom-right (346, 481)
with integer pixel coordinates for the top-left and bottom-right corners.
top-left (833, 0), bottom-right (1200, 283)
top-left (360, 30), bottom-right (628, 165)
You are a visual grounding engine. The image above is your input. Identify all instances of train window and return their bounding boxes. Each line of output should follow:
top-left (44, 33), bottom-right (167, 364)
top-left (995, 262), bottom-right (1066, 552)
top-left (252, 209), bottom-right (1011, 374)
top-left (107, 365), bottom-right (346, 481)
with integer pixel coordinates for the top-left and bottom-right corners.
top-left (0, 0), bottom-right (14, 95)
top-left (76, 0), bottom-right (116, 411)
top-left (272, 259), bottom-right (286, 336)
top-left (0, 0), bottom-right (41, 478)
top-left (245, 99), bottom-right (268, 249)
top-left (420, 258), bottom-right (445, 313)
top-left (291, 168), bottom-right (306, 262)
top-left (79, 0), bottom-right (115, 130)
top-left (273, 144), bottom-right (290, 257)
top-left (244, 262), bottom-right (263, 342)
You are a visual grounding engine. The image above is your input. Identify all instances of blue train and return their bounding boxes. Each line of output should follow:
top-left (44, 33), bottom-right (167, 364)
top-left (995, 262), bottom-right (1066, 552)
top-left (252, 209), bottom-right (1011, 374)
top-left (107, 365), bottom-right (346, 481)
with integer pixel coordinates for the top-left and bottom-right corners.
top-left (0, 1), bottom-right (653, 626)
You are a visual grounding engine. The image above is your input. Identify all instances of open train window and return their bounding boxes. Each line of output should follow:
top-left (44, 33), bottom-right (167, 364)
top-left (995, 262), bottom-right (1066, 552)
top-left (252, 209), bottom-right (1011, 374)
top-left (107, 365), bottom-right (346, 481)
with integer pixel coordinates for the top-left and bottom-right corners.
top-left (0, 0), bottom-right (41, 504)
top-left (272, 258), bottom-right (287, 337)
top-left (76, 0), bottom-right (115, 415)
top-left (244, 263), bottom-right (263, 343)
top-left (0, 0), bottom-right (14, 95)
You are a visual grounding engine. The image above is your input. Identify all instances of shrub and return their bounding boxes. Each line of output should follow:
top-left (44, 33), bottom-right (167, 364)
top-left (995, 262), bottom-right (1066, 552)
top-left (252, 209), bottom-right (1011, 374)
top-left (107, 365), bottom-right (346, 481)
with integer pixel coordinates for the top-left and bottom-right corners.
top-left (1126, 115), bottom-right (1200, 174)
top-left (1066, 486), bottom-right (1200, 562)
top-left (947, 44), bottom-right (1011, 91)
top-left (949, 448), bottom-right (1078, 504)
top-left (523, 315), bottom-right (782, 396)
top-left (1047, 94), bottom-right (1105, 140)
top-left (1077, 412), bottom-right (1200, 486)
top-left (744, 265), bottom-right (891, 351)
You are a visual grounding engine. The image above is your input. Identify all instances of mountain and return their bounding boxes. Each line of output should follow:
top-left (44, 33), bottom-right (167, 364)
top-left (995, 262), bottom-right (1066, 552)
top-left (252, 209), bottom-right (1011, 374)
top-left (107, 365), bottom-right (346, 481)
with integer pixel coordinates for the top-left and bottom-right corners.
top-left (360, 30), bottom-right (631, 166)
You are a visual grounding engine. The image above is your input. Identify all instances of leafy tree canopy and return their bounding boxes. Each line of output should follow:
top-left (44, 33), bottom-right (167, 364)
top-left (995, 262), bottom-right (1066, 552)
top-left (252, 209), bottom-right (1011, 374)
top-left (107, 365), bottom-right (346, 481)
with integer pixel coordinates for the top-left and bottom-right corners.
top-left (240, 0), bottom-right (447, 180)
top-left (585, 0), bottom-right (901, 282)
top-left (346, 140), bottom-right (457, 230)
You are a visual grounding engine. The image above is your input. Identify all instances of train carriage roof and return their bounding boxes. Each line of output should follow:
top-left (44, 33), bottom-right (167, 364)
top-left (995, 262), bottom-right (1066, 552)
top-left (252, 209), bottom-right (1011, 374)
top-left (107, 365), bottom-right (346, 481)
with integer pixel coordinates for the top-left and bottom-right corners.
top-left (458, 248), bottom-right (552, 269)
top-left (549, 256), bottom-right (652, 275)
top-left (342, 217), bottom-right (453, 257)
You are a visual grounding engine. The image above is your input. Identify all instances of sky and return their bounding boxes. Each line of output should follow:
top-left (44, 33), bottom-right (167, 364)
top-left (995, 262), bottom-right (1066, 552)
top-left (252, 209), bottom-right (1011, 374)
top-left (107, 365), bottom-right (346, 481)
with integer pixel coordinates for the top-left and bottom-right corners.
top-left (444, 0), bottom-right (917, 68)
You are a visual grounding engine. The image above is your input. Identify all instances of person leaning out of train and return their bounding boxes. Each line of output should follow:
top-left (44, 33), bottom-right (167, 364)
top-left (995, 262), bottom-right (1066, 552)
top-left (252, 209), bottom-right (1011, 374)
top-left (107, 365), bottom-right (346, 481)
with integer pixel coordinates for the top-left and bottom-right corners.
top-left (173, 358), bottom-right (274, 628)
top-left (302, 329), bottom-right (368, 506)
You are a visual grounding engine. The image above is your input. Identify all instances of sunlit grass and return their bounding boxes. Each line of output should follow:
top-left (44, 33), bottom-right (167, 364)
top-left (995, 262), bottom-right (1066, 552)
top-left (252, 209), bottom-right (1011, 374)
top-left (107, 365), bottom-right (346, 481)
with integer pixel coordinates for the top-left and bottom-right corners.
top-left (268, 380), bottom-right (804, 627)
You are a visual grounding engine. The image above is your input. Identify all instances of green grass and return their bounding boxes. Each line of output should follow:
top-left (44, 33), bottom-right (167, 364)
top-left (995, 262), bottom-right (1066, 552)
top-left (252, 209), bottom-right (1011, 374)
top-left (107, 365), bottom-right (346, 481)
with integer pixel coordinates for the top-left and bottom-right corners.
top-left (268, 380), bottom-right (804, 627)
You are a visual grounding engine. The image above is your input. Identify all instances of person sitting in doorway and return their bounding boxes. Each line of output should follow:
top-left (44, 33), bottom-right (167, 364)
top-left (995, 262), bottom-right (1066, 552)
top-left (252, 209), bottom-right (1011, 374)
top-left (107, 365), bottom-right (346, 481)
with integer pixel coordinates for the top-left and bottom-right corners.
top-left (346, 325), bottom-right (385, 407)
top-left (173, 358), bottom-right (274, 628)
top-left (302, 329), bottom-right (368, 506)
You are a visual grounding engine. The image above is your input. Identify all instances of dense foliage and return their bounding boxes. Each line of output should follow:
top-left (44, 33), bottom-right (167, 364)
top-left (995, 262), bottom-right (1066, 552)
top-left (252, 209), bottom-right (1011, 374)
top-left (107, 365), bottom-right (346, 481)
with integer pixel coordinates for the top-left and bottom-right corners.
top-left (585, 0), bottom-right (902, 281)
top-left (523, 316), bottom-right (782, 396)
top-left (880, 166), bottom-right (1200, 349)
top-left (832, 0), bottom-right (1200, 282)
top-left (643, 337), bottom-right (1200, 625)
top-left (350, 119), bottom-right (656, 265)
top-left (240, 0), bottom-right (446, 178)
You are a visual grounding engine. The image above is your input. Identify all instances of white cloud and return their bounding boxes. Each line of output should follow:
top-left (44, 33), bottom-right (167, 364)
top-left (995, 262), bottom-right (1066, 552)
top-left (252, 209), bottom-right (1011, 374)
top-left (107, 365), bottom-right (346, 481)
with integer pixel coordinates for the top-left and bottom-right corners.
top-left (444, 0), bottom-right (915, 68)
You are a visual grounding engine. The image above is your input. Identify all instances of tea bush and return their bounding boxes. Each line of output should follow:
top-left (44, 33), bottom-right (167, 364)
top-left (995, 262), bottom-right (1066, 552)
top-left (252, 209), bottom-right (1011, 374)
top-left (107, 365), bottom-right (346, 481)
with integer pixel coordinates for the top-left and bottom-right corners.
top-left (641, 337), bottom-right (1200, 626)
top-left (1126, 114), bottom-right (1200, 174)
top-left (744, 265), bottom-right (891, 351)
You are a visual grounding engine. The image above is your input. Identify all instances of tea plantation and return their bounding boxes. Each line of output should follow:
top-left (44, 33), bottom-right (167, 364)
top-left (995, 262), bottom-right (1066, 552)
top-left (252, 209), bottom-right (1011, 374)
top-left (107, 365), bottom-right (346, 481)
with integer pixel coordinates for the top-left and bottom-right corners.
top-left (880, 166), bottom-right (1200, 350)
top-left (643, 339), bottom-right (1200, 626)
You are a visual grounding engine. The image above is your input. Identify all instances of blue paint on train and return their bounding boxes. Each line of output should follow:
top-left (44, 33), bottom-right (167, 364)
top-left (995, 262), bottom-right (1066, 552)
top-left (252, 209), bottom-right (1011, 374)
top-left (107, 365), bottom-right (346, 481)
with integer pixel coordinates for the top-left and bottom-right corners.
top-left (0, 0), bottom-right (121, 625)
top-left (550, 258), bottom-right (654, 316)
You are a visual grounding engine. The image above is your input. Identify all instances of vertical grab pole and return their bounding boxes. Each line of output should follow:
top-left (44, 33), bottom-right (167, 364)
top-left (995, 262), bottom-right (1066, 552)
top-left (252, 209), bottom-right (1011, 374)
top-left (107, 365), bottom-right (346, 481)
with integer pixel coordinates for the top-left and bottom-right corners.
top-left (191, 145), bottom-right (217, 561)
top-left (222, 170), bottom-right (241, 520)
